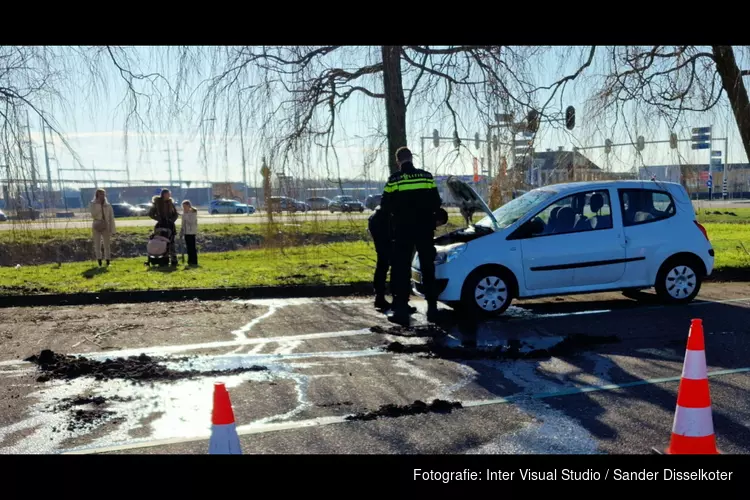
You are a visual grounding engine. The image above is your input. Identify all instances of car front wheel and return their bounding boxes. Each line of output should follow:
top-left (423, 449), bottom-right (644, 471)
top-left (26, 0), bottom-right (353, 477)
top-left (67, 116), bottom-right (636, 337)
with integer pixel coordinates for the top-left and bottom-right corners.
top-left (461, 267), bottom-right (514, 317)
top-left (211, 210), bottom-right (219, 215)
top-left (654, 258), bottom-right (703, 304)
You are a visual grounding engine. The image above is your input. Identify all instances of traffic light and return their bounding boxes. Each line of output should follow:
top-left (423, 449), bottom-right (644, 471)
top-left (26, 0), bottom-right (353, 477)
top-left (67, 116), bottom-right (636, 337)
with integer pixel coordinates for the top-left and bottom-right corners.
top-left (475, 132), bottom-right (480, 150)
top-left (604, 139), bottom-right (612, 154)
top-left (432, 129), bottom-right (439, 148)
top-left (636, 135), bottom-right (645, 151)
top-left (565, 106), bottom-right (575, 130)
top-left (669, 132), bottom-right (678, 149)
top-left (453, 130), bottom-right (460, 149)
top-left (526, 109), bottom-right (540, 133)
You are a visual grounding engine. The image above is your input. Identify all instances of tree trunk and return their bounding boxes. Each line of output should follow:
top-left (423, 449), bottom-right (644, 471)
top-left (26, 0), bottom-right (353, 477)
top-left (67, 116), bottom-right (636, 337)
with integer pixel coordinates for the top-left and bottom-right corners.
top-left (712, 46), bottom-right (750, 163)
top-left (381, 46), bottom-right (408, 174)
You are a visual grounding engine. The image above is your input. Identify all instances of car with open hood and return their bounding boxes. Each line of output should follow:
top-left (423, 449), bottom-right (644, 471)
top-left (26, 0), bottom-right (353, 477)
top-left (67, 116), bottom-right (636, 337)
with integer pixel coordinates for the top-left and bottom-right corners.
top-left (411, 176), bottom-right (714, 317)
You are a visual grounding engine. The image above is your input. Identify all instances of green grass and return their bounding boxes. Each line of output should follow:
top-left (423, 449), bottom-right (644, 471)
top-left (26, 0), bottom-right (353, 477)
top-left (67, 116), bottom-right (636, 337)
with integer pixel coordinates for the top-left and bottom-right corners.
top-left (704, 223), bottom-right (750, 269)
top-left (0, 241), bottom-right (377, 295)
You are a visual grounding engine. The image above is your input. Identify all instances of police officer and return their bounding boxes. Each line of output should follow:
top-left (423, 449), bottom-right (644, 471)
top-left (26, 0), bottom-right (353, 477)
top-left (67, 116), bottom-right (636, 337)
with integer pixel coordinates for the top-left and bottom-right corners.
top-left (380, 147), bottom-right (442, 324)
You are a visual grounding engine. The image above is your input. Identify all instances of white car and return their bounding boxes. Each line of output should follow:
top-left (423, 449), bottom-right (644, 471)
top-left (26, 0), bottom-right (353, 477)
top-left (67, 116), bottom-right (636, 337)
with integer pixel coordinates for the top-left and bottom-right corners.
top-left (412, 178), bottom-right (714, 317)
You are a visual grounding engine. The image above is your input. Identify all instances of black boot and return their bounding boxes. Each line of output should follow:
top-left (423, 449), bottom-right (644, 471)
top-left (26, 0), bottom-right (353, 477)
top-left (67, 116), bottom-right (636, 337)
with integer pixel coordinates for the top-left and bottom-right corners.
top-left (387, 302), bottom-right (412, 325)
top-left (106, 260), bottom-right (110, 267)
top-left (374, 295), bottom-right (391, 311)
top-left (97, 259), bottom-right (102, 267)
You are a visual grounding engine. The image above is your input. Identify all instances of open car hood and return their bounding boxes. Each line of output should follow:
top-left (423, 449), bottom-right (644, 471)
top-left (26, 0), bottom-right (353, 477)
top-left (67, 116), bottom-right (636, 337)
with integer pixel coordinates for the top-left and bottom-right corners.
top-left (445, 176), bottom-right (498, 229)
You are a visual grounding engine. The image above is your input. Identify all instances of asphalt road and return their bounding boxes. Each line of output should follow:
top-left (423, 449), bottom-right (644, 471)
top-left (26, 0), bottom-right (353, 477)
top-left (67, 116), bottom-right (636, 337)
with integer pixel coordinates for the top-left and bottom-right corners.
top-left (0, 283), bottom-right (749, 455)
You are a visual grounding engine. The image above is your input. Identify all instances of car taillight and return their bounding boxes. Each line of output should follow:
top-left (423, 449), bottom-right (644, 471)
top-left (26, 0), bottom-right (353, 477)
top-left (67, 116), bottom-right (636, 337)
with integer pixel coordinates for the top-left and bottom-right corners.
top-left (694, 221), bottom-right (709, 240)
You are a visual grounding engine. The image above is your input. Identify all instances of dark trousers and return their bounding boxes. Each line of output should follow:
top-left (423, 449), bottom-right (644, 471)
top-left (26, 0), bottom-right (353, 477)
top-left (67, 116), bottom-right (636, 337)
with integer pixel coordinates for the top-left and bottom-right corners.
top-left (391, 231), bottom-right (437, 309)
top-left (185, 235), bottom-right (198, 265)
top-left (372, 236), bottom-right (391, 296)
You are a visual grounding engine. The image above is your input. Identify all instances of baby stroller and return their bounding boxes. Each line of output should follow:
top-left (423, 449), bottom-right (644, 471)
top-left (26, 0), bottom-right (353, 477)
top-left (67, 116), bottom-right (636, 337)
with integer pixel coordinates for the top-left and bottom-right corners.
top-left (146, 226), bottom-right (173, 267)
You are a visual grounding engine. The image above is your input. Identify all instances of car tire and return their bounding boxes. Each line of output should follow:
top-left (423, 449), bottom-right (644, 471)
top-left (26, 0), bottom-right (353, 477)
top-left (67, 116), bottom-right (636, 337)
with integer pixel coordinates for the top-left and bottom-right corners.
top-left (654, 256), bottom-right (704, 305)
top-left (461, 266), bottom-right (515, 317)
top-left (211, 210), bottom-right (219, 215)
top-left (236, 209), bottom-right (244, 214)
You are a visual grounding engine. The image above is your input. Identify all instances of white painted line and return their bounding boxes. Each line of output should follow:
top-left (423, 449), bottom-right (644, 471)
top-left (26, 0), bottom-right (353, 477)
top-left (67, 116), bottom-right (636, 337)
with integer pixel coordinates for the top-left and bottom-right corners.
top-left (0, 329), bottom-right (376, 367)
top-left (462, 366), bottom-right (750, 407)
top-left (59, 366), bottom-right (750, 455)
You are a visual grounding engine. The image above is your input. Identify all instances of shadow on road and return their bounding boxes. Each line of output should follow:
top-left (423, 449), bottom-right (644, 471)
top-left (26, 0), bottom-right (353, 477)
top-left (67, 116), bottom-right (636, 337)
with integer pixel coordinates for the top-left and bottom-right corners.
top-left (420, 296), bottom-right (750, 452)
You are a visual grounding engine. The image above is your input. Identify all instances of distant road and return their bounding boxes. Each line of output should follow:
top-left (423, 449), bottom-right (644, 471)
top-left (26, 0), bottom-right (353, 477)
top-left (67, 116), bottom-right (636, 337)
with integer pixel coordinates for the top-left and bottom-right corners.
top-left (0, 208), bottom-right (465, 231)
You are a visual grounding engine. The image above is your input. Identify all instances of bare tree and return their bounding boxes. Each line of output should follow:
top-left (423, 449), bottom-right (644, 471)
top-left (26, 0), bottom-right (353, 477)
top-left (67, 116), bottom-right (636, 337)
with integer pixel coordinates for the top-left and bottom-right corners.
top-left (1, 46), bottom-right (171, 193)
top-left (183, 45), bottom-right (594, 178)
top-left (589, 46), bottom-right (750, 161)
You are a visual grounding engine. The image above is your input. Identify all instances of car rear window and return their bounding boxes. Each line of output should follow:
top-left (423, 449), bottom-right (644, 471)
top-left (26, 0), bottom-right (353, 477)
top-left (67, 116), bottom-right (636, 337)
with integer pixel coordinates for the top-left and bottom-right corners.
top-left (618, 189), bottom-right (675, 226)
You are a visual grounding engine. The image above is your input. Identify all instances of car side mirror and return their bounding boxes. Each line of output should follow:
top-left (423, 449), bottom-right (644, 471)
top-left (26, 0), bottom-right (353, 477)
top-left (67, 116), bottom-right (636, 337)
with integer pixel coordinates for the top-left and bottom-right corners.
top-left (508, 217), bottom-right (545, 240)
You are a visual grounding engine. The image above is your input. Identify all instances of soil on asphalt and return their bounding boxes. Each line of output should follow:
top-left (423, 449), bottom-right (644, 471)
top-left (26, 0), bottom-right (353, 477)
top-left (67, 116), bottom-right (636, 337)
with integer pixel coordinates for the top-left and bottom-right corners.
top-left (24, 349), bottom-right (267, 383)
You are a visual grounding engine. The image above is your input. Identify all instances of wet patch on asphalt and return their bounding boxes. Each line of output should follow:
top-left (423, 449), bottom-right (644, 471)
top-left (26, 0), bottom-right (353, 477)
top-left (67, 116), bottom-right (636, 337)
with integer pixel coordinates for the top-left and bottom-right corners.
top-left (345, 399), bottom-right (463, 421)
top-left (25, 349), bottom-right (268, 383)
top-left (382, 334), bottom-right (620, 361)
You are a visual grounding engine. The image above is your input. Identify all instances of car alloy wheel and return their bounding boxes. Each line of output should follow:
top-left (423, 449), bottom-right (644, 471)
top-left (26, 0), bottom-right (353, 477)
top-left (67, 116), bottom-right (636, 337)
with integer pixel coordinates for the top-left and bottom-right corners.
top-left (474, 275), bottom-right (509, 312)
top-left (665, 264), bottom-right (697, 299)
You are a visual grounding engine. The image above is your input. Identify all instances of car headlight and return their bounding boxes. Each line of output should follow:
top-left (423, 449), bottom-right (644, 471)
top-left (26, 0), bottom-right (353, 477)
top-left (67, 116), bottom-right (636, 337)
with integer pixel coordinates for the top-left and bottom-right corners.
top-left (435, 244), bottom-right (467, 265)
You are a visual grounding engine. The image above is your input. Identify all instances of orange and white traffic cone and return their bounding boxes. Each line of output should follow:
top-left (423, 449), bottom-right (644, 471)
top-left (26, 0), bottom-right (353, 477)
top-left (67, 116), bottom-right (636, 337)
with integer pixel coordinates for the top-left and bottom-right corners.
top-left (656, 319), bottom-right (720, 454)
top-left (208, 382), bottom-right (242, 454)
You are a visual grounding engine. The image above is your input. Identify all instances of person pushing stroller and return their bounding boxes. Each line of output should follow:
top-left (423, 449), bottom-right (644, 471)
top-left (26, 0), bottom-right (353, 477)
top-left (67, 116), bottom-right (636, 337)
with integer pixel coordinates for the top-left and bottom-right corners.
top-left (148, 189), bottom-right (179, 267)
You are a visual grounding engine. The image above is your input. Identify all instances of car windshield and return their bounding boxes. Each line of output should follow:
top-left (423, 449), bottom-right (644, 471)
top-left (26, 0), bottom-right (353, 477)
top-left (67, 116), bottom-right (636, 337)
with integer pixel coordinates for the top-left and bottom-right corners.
top-left (475, 188), bottom-right (558, 229)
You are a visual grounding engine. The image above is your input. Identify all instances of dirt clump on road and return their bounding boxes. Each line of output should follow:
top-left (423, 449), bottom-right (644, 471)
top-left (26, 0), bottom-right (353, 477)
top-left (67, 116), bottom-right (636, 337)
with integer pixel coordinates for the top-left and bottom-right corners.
top-left (67, 408), bottom-right (121, 433)
top-left (370, 324), bottom-right (447, 337)
top-left (346, 399), bottom-right (463, 421)
top-left (383, 333), bottom-right (620, 360)
top-left (25, 349), bottom-right (267, 383)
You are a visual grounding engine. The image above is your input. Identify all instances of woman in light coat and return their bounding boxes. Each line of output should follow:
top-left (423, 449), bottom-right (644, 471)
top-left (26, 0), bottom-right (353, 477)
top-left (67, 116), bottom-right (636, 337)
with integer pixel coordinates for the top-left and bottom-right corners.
top-left (90, 188), bottom-right (116, 266)
top-left (179, 200), bottom-right (199, 266)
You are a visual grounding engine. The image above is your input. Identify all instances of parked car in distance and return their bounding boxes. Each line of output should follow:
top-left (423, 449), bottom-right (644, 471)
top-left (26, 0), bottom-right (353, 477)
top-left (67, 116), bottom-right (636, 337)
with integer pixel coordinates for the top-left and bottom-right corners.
top-left (365, 194), bottom-right (382, 210)
top-left (412, 178), bottom-right (714, 317)
top-left (329, 195), bottom-right (364, 213)
top-left (0, 209), bottom-right (6, 222)
top-left (136, 203), bottom-right (153, 212)
top-left (305, 197), bottom-right (332, 211)
top-left (268, 196), bottom-right (309, 213)
top-left (209, 199), bottom-right (255, 215)
top-left (110, 203), bottom-right (146, 218)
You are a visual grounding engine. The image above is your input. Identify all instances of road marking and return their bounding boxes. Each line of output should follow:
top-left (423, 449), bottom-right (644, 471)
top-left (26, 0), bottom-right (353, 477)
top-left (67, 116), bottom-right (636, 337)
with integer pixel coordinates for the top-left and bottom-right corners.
top-left (0, 329), bottom-right (375, 367)
top-left (59, 365), bottom-right (750, 455)
top-left (462, 366), bottom-right (750, 407)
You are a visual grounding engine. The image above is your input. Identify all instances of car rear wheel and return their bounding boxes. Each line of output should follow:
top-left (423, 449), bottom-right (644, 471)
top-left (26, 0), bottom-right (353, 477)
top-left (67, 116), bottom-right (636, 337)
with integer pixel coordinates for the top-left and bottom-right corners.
top-left (461, 267), bottom-right (514, 317)
top-left (236, 209), bottom-right (244, 214)
top-left (211, 210), bottom-right (219, 215)
top-left (654, 257), bottom-right (703, 304)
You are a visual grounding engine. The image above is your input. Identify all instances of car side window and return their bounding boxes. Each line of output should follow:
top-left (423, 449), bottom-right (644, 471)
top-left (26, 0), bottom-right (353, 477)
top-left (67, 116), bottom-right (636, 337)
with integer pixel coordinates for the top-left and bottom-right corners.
top-left (618, 189), bottom-right (675, 227)
top-left (529, 189), bottom-right (614, 237)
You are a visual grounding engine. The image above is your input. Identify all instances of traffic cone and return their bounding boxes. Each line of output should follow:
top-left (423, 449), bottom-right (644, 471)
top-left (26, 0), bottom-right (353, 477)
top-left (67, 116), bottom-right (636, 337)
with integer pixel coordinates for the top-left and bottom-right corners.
top-left (657, 319), bottom-right (720, 454)
top-left (208, 382), bottom-right (242, 454)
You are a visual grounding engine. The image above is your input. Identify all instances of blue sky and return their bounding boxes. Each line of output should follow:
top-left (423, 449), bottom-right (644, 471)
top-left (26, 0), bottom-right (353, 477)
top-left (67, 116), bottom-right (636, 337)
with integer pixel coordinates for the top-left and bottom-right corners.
top-left (23, 46), bottom-right (750, 188)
